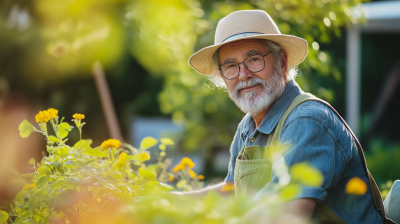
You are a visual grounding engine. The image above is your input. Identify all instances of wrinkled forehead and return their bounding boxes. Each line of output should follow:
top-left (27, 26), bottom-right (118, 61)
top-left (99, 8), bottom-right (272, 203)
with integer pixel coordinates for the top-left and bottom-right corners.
top-left (218, 39), bottom-right (269, 63)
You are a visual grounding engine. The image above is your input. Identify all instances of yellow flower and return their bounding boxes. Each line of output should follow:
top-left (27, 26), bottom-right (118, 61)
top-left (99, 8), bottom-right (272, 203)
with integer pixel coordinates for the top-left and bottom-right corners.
top-left (345, 177), bottom-right (367, 195)
top-left (173, 157), bottom-right (195, 173)
top-left (188, 170), bottom-right (196, 178)
top-left (119, 152), bottom-right (128, 165)
top-left (35, 110), bottom-right (51, 123)
top-left (47, 108), bottom-right (58, 119)
top-left (101, 139), bottom-right (121, 150)
top-left (73, 113), bottom-right (85, 120)
top-left (140, 152), bottom-right (150, 161)
top-left (197, 175), bottom-right (204, 180)
top-left (168, 175), bottom-right (174, 182)
top-left (180, 157), bottom-right (195, 169)
top-left (220, 182), bottom-right (235, 193)
top-left (23, 183), bottom-right (36, 190)
top-left (173, 163), bottom-right (185, 173)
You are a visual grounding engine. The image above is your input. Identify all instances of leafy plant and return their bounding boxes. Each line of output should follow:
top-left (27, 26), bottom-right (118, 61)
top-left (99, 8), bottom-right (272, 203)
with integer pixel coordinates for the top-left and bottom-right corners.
top-left (6, 109), bottom-right (179, 223)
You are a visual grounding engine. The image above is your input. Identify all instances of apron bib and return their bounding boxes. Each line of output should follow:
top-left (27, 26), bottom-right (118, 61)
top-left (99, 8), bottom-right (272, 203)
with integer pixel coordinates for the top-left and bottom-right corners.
top-left (233, 93), bottom-right (395, 224)
top-left (234, 144), bottom-right (272, 198)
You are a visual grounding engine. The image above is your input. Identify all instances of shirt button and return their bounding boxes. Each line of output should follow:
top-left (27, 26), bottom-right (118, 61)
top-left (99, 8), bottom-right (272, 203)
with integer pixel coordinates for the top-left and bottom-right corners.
top-left (250, 137), bottom-right (256, 142)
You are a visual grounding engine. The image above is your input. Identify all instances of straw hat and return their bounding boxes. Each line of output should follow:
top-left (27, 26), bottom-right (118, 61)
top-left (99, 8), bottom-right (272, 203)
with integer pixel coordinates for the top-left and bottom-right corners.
top-left (188, 10), bottom-right (308, 76)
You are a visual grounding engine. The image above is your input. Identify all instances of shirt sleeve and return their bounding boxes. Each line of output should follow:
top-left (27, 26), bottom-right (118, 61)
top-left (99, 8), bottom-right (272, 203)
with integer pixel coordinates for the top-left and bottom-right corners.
top-left (224, 118), bottom-right (245, 183)
top-left (254, 117), bottom-right (348, 202)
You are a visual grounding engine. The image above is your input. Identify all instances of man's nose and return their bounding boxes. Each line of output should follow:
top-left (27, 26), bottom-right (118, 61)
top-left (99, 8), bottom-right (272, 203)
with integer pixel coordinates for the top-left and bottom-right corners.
top-left (238, 63), bottom-right (253, 81)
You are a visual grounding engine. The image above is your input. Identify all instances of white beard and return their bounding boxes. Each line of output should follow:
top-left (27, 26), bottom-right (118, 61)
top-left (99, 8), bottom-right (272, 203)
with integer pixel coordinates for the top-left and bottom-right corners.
top-left (227, 67), bottom-right (285, 115)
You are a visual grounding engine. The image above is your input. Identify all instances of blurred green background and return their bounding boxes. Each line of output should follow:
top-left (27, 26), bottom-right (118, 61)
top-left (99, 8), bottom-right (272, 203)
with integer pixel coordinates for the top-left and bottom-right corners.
top-left (1, 0), bottom-right (400, 200)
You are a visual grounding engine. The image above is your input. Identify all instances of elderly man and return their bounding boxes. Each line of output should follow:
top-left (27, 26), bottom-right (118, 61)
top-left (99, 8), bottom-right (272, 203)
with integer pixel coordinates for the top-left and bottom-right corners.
top-left (184, 10), bottom-right (392, 223)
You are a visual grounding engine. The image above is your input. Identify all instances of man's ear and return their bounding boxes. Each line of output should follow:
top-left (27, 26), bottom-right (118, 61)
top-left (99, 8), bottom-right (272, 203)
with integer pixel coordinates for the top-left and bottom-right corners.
top-left (280, 49), bottom-right (288, 80)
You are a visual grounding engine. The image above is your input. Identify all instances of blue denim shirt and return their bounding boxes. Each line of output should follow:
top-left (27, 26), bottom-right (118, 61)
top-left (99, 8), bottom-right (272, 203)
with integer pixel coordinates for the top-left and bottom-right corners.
top-left (225, 80), bottom-right (382, 223)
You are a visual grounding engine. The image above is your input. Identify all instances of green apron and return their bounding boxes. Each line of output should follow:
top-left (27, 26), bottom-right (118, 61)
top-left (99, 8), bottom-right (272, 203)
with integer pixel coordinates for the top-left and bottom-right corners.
top-left (233, 93), bottom-right (396, 224)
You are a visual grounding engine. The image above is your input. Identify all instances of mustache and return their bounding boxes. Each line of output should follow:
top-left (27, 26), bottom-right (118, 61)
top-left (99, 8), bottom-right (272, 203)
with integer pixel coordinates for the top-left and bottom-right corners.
top-left (233, 78), bottom-right (266, 97)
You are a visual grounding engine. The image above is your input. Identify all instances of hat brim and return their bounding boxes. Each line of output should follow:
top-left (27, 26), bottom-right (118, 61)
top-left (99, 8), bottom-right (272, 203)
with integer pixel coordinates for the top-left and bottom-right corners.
top-left (188, 34), bottom-right (308, 76)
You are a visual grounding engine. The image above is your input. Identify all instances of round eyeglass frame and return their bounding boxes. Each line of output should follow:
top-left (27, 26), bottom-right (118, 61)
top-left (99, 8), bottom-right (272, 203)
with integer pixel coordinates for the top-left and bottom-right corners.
top-left (219, 51), bottom-right (272, 80)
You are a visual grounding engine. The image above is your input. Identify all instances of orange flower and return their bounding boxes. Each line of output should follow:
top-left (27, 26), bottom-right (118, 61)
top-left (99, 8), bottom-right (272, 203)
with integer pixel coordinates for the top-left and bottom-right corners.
top-left (345, 177), bottom-right (367, 195)
top-left (220, 182), bottom-right (235, 193)
top-left (168, 175), bottom-right (174, 182)
top-left (73, 113), bottom-right (85, 120)
top-left (188, 170), bottom-right (196, 178)
top-left (197, 175), bottom-right (204, 180)
top-left (101, 139), bottom-right (121, 150)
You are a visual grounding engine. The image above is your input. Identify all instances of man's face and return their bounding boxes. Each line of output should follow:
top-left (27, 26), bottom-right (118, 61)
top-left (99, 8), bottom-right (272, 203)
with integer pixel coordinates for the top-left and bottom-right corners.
top-left (218, 39), bottom-right (285, 115)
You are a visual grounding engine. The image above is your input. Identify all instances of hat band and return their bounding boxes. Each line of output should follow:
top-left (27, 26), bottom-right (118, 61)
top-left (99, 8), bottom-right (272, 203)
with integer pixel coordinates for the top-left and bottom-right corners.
top-left (221, 32), bottom-right (264, 43)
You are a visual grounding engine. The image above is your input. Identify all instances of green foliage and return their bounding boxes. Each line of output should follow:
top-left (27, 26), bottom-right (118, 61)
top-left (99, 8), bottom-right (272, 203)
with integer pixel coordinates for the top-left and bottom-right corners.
top-left (5, 110), bottom-right (179, 224)
top-left (18, 120), bottom-right (36, 138)
top-left (2, 109), bottom-right (338, 224)
top-left (365, 140), bottom-right (400, 186)
top-left (0, 210), bottom-right (9, 223)
top-left (126, 0), bottom-right (364, 152)
top-left (140, 137), bottom-right (158, 150)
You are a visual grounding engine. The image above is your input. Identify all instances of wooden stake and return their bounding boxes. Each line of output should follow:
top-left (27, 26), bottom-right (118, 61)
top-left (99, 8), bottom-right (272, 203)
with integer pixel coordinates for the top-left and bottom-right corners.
top-left (92, 61), bottom-right (123, 142)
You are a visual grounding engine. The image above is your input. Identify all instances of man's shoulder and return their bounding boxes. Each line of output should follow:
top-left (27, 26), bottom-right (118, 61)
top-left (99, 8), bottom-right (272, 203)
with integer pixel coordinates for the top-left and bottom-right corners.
top-left (282, 99), bottom-right (354, 153)
top-left (280, 98), bottom-right (356, 163)
top-left (284, 100), bottom-right (339, 127)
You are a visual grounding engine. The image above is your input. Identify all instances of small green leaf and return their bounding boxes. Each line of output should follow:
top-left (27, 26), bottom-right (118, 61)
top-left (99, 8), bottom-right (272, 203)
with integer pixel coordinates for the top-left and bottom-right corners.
top-left (38, 167), bottom-right (52, 176)
top-left (160, 138), bottom-right (174, 145)
top-left (83, 158), bottom-right (96, 166)
top-left (103, 183), bottom-right (117, 190)
top-left (33, 214), bottom-right (40, 222)
top-left (139, 168), bottom-right (156, 181)
top-left (73, 160), bottom-right (84, 168)
top-left (177, 180), bottom-right (187, 189)
top-left (140, 137), bottom-right (158, 149)
top-left (57, 122), bottom-right (72, 139)
top-left (48, 135), bottom-right (62, 142)
top-left (57, 146), bottom-right (69, 157)
top-left (29, 158), bottom-right (35, 165)
top-left (56, 190), bottom-right (82, 205)
top-left (34, 189), bottom-right (48, 197)
top-left (19, 119), bottom-right (35, 138)
top-left (74, 140), bottom-right (89, 150)
top-left (35, 176), bottom-right (49, 186)
top-left (28, 197), bottom-right (38, 210)
top-left (15, 191), bottom-right (25, 203)
top-left (51, 180), bottom-right (67, 191)
top-left (157, 182), bottom-right (174, 191)
top-left (83, 148), bottom-right (106, 157)
top-left (0, 210), bottom-right (9, 223)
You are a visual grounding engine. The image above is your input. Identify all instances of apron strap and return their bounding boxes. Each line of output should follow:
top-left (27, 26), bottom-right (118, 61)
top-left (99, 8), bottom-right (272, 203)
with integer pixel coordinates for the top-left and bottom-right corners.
top-left (268, 93), bottom-right (396, 224)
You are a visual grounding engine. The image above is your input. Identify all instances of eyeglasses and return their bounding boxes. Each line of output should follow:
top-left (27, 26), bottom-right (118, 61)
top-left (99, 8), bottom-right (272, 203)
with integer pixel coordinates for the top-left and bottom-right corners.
top-left (219, 51), bottom-right (272, 80)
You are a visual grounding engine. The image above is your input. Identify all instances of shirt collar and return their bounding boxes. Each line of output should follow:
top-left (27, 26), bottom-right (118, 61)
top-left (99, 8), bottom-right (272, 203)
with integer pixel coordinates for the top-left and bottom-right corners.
top-left (257, 80), bottom-right (303, 134)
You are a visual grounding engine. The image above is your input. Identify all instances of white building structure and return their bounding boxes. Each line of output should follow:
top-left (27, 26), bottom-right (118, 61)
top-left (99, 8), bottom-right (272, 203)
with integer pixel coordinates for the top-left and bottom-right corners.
top-left (347, 0), bottom-right (400, 136)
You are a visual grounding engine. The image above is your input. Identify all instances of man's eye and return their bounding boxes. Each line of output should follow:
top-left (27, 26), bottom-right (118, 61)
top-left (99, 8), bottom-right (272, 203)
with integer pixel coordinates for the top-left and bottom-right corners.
top-left (226, 64), bottom-right (236, 69)
top-left (251, 57), bottom-right (260, 62)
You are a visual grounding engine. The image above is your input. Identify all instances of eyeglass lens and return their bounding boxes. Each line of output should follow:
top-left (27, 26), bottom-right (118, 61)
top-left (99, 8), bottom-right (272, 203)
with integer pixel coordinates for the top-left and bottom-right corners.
top-left (221, 55), bottom-right (265, 79)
